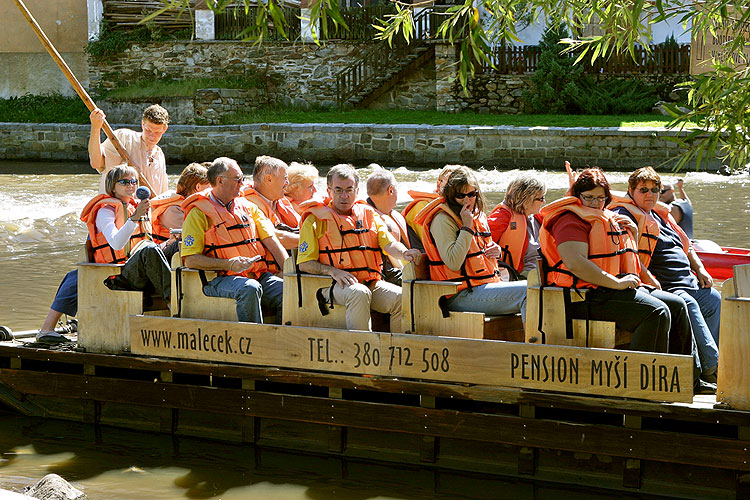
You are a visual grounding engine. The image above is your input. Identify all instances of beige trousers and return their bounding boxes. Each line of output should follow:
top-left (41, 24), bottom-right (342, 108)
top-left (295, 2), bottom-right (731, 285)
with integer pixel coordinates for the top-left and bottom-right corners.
top-left (324, 280), bottom-right (402, 332)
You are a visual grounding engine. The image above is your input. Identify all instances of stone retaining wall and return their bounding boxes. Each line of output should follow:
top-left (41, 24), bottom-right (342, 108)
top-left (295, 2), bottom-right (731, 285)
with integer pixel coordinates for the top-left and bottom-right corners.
top-left (0, 122), bottom-right (719, 170)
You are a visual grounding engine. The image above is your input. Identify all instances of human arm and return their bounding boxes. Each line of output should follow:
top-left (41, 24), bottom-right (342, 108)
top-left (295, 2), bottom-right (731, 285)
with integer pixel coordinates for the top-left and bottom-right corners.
top-left (296, 215), bottom-right (359, 288)
top-left (687, 246), bottom-right (713, 288)
top-left (487, 205), bottom-right (511, 242)
top-left (273, 228), bottom-right (299, 249)
top-left (261, 235), bottom-right (288, 271)
top-left (184, 252), bottom-right (261, 273)
top-left (96, 202), bottom-right (149, 250)
top-left (88, 108), bottom-right (106, 173)
top-left (429, 212), bottom-right (474, 271)
top-left (676, 178), bottom-right (690, 203)
top-left (565, 160), bottom-right (576, 195)
top-left (557, 241), bottom-right (639, 290)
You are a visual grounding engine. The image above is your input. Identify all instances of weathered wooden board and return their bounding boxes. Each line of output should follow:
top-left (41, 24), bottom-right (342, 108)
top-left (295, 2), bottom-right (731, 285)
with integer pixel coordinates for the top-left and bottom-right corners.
top-left (717, 277), bottom-right (750, 410)
top-left (130, 316), bottom-right (693, 402)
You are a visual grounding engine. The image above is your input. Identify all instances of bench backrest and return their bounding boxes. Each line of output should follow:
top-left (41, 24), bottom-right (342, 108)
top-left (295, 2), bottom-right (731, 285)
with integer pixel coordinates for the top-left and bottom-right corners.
top-left (734, 263), bottom-right (750, 298)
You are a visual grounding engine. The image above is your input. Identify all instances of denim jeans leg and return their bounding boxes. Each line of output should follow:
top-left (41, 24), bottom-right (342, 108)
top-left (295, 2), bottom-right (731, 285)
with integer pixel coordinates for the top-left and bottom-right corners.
top-left (686, 287), bottom-right (722, 344)
top-left (258, 272), bottom-right (284, 314)
top-left (203, 275), bottom-right (262, 323)
top-left (446, 280), bottom-right (528, 321)
top-left (672, 288), bottom-right (720, 373)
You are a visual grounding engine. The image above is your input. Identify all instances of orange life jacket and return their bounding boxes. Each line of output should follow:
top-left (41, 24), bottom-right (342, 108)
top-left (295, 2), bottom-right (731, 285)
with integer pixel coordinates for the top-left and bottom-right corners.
top-left (539, 197), bottom-right (640, 288)
top-left (488, 202), bottom-right (528, 273)
top-left (608, 194), bottom-right (691, 268)
top-left (181, 193), bottom-right (272, 278)
top-left (150, 192), bottom-right (184, 242)
top-left (415, 197), bottom-right (500, 292)
top-left (301, 201), bottom-right (384, 283)
top-left (401, 190), bottom-right (439, 242)
top-left (80, 194), bottom-right (150, 264)
top-left (242, 186), bottom-right (301, 229)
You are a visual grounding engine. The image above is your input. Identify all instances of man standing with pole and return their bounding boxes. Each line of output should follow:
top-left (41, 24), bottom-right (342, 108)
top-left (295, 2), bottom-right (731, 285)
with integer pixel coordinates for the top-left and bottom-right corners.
top-left (89, 105), bottom-right (170, 197)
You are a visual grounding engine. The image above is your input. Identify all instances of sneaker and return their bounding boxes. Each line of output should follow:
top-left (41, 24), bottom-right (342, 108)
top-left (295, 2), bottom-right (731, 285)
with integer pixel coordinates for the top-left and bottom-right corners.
top-left (35, 331), bottom-right (69, 344)
top-left (702, 371), bottom-right (717, 385)
top-left (695, 379), bottom-right (717, 395)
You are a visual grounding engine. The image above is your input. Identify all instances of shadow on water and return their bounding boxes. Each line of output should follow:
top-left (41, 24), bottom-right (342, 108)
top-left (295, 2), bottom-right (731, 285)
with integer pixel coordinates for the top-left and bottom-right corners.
top-left (0, 412), bottom-right (665, 500)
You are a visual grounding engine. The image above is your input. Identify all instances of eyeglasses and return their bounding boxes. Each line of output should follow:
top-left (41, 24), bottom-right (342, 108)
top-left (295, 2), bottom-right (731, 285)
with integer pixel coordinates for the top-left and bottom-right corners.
top-left (333, 187), bottom-right (356, 196)
top-left (222, 175), bottom-right (245, 184)
top-left (638, 187), bottom-right (660, 194)
top-left (455, 191), bottom-right (478, 200)
top-left (580, 195), bottom-right (607, 204)
top-left (117, 179), bottom-right (138, 186)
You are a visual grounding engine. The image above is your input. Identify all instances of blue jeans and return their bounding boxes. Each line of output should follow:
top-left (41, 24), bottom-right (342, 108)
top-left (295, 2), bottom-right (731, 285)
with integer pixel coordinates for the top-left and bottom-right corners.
top-left (671, 287), bottom-right (721, 374)
top-left (445, 280), bottom-right (527, 321)
top-left (203, 272), bottom-right (283, 323)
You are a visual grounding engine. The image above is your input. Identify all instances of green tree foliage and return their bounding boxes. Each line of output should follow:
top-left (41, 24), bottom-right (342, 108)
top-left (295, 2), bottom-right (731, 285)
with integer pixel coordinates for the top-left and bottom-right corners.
top-left (156, 0), bottom-right (750, 170)
top-left (525, 24), bottom-right (585, 114)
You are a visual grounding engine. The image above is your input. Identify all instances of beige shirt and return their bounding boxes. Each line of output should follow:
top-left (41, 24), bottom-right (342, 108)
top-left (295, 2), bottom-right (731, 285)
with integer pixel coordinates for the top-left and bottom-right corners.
top-left (99, 128), bottom-right (167, 196)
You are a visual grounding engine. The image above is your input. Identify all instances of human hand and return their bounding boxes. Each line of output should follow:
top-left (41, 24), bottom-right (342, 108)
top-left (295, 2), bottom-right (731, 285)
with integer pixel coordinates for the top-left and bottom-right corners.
top-left (485, 241), bottom-right (501, 259)
top-left (402, 249), bottom-right (422, 263)
top-left (459, 203), bottom-right (474, 227)
top-left (614, 214), bottom-right (637, 235)
top-left (132, 199), bottom-right (150, 219)
top-left (90, 108), bottom-right (105, 128)
top-left (330, 267), bottom-right (358, 288)
top-left (677, 178), bottom-right (684, 190)
top-left (227, 255), bottom-right (261, 273)
top-left (565, 160), bottom-right (576, 191)
top-left (614, 274), bottom-right (640, 290)
top-left (696, 268), bottom-right (714, 288)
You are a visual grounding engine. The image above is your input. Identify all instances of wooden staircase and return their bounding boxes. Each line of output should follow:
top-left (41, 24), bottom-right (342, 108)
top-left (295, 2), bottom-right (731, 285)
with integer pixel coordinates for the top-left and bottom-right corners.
top-left (336, 9), bottom-right (436, 109)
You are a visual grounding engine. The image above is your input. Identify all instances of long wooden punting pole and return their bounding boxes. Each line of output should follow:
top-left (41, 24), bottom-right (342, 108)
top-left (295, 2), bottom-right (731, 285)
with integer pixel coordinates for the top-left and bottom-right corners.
top-left (13, 0), bottom-right (156, 194)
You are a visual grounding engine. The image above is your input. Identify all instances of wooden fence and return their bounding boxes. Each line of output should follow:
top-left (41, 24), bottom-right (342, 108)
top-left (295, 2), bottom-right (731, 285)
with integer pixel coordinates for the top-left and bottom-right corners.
top-left (483, 43), bottom-right (691, 75)
top-left (214, 6), bottom-right (301, 41)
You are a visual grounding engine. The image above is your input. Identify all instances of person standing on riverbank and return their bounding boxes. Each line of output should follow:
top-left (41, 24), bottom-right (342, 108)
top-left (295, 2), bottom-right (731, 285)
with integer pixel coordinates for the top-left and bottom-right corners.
top-left (88, 105), bottom-right (169, 197)
top-left (659, 178), bottom-right (693, 238)
top-left (181, 157), bottom-right (287, 324)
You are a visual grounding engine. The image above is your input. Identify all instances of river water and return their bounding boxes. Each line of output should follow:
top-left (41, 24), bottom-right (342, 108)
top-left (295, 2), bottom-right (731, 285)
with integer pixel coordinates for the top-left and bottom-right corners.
top-left (0, 160), bottom-right (749, 498)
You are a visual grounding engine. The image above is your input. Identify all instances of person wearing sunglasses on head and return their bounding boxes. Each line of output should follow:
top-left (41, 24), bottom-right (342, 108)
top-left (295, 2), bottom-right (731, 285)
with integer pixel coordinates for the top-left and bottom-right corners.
top-left (37, 165), bottom-right (176, 343)
top-left (539, 167), bottom-right (687, 356)
top-left (609, 166), bottom-right (719, 388)
top-left (415, 166), bottom-right (527, 319)
top-left (180, 157), bottom-right (288, 324)
top-left (488, 175), bottom-right (547, 279)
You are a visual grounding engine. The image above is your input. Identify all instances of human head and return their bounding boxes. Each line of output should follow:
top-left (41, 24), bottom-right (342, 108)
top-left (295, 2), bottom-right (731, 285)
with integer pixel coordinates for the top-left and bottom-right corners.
top-left (176, 163), bottom-right (210, 197)
top-left (141, 104), bottom-right (169, 150)
top-left (327, 164), bottom-right (359, 214)
top-left (252, 155), bottom-right (289, 201)
top-left (571, 167), bottom-right (612, 209)
top-left (659, 181), bottom-right (675, 203)
top-left (208, 157), bottom-right (244, 204)
top-left (503, 176), bottom-right (547, 216)
top-left (285, 161), bottom-right (318, 203)
top-left (105, 164), bottom-right (139, 198)
top-left (442, 166), bottom-right (486, 214)
top-left (366, 167), bottom-right (398, 213)
top-left (628, 166), bottom-right (662, 212)
top-left (437, 164), bottom-right (461, 194)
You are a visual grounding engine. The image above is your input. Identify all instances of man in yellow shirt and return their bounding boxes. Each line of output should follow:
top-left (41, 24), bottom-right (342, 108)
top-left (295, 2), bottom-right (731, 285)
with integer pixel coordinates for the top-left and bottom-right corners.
top-left (297, 164), bottom-right (421, 332)
top-left (181, 157), bottom-right (287, 323)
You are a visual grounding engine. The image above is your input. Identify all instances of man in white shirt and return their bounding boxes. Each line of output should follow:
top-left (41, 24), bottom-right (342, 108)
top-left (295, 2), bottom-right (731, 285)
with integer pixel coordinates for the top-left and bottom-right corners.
top-left (88, 104), bottom-right (170, 197)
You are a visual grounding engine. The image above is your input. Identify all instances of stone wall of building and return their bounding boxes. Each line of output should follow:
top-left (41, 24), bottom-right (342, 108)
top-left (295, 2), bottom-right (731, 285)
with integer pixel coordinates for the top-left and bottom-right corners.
top-left (0, 122), bottom-right (720, 171)
top-left (89, 41), bottom-right (375, 110)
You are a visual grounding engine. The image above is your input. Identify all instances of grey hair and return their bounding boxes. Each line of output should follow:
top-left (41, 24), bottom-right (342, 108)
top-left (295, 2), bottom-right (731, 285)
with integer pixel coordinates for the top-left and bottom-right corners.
top-left (207, 157), bottom-right (238, 186)
top-left (326, 163), bottom-right (359, 187)
top-left (503, 176), bottom-right (546, 214)
top-left (253, 155), bottom-right (288, 185)
top-left (366, 168), bottom-right (396, 197)
top-left (105, 164), bottom-right (138, 196)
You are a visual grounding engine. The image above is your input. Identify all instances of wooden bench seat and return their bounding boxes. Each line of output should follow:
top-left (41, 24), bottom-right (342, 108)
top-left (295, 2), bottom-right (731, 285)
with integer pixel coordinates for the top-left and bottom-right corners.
top-left (401, 261), bottom-right (524, 340)
top-left (78, 261), bottom-right (169, 354)
top-left (281, 255), bottom-right (348, 330)
top-left (525, 266), bottom-right (631, 349)
top-left (717, 264), bottom-right (750, 410)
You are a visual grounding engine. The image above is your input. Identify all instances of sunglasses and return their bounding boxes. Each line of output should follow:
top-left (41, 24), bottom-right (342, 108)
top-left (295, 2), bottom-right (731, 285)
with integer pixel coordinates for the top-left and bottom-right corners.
top-left (455, 191), bottom-right (478, 200)
top-left (638, 187), bottom-right (660, 194)
top-left (116, 179), bottom-right (138, 186)
top-left (580, 195), bottom-right (607, 204)
top-left (222, 175), bottom-right (245, 184)
top-left (660, 188), bottom-right (671, 194)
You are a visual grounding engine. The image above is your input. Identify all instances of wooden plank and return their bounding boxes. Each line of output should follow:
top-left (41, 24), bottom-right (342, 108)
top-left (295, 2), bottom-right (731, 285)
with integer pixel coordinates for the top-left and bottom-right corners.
top-left (1, 369), bottom-right (746, 471)
top-left (281, 257), bottom-right (347, 329)
top-left (130, 316), bottom-right (693, 402)
top-left (717, 278), bottom-right (750, 410)
top-left (171, 267), bottom-right (237, 322)
top-left (78, 262), bottom-right (145, 353)
top-left (734, 264), bottom-right (750, 297)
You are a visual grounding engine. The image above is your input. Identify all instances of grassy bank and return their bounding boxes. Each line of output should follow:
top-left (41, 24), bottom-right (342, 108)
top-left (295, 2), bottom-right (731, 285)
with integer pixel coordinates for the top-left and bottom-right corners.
top-left (0, 94), bottom-right (680, 128)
